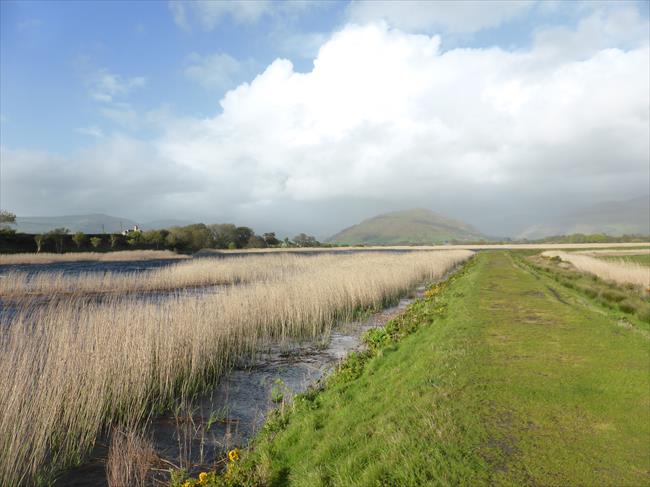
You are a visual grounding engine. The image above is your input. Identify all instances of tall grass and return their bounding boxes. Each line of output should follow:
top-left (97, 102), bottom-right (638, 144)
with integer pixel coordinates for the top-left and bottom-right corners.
top-left (0, 255), bottom-right (314, 300)
top-left (198, 242), bottom-right (650, 255)
top-left (0, 250), bottom-right (472, 485)
top-left (541, 251), bottom-right (650, 289)
top-left (0, 250), bottom-right (187, 266)
top-left (575, 249), bottom-right (650, 256)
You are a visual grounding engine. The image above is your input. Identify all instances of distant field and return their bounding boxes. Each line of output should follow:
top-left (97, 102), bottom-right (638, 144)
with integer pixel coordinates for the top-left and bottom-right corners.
top-left (217, 252), bottom-right (649, 486)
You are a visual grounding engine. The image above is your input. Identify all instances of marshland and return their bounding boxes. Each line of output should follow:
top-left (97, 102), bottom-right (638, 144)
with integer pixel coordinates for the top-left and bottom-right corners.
top-left (3, 0), bottom-right (650, 485)
top-left (0, 249), bottom-right (472, 485)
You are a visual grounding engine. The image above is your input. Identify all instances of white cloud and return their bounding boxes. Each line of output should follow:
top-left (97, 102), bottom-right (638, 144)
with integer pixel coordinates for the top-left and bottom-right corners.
top-left (76, 126), bottom-right (105, 138)
top-left (4, 9), bottom-right (649, 233)
top-left (169, 0), bottom-right (272, 30)
top-left (156, 20), bottom-right (648, 206)
top-left (89, 69), bottom-right (146, 103)
top-left (184, 52), bottom-right (252, 90)
top-left (347, 0), bottom-right (535, 33)
top-left (533, 5), bottom-right (650, 61)
top-left (169, 0), bottom-right (315, 30)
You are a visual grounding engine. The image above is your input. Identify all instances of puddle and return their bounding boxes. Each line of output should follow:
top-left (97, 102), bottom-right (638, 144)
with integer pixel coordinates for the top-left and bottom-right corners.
top-left (55, 286), bottom-right (423, 487)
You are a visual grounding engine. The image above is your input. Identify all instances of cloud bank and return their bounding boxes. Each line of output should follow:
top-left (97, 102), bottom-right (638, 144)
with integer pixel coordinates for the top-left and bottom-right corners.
top-left (2, 9), bottom-right (649, 235)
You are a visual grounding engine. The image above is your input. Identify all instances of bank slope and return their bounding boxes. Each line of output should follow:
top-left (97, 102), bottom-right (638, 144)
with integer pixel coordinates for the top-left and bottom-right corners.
top-left (222, 251), bottom-right (649, 486)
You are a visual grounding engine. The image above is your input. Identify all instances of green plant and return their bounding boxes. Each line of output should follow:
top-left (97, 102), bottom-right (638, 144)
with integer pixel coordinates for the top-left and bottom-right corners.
top-left (72, 232), bottom-right (87, 249)
top-left (90, 236), bottom-right (103, 249)
top-left (34, 234), bottom-right (46, 253)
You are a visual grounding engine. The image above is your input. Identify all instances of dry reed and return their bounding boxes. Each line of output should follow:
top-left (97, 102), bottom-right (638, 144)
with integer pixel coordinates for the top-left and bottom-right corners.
top-left (574, 249), bottom-right (650, 257)
top-left (0, 250), bottom-right (187, 266)
top-left (198, 242), bottom-right (650, 255)
top-left (106, 427), bottom-right (158, 487)
top-left (0, 250), bottom-right (472, 485)
top-left (541, 251), bottom-right (650, 288)
top-left (0, 255), bottom-right (314, 300)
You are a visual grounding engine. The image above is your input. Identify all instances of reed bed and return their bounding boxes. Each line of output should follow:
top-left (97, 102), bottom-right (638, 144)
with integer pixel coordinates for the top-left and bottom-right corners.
top-left (0, 255), bottom-right (315, 300)
top-left (541, 251), bottom-right (650, 289)
top-left (0, 250), bottom-right (187, 266)
top-left (574, 249), bottom-right (650, 257)
top-left (198, 242), bottom-right (650, 255)
top-left (0, 250), bottom-right (472, 485)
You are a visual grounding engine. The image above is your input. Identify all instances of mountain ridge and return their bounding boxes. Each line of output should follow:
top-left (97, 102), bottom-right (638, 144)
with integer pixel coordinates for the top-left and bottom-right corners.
top-left (327, 208), bottom-right (488, 245)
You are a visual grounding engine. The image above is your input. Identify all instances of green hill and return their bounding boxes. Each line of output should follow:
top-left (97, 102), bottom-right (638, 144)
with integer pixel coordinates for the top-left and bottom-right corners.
top-left (327, 208), bottom-right (487, 245)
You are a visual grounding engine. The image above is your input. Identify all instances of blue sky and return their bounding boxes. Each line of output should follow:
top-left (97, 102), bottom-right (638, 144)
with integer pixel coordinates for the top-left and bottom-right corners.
top-left (1, 0), bottom-right (343, 151)
top-left (1, 1), bottom-right (649, 237)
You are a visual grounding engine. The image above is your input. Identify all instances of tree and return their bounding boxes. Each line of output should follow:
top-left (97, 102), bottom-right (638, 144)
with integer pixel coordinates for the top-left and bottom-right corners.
top-left (127, 231), bottom-right (144, 247)
top-left (46, 228), bottom-right (69, 253)
top-left (110, 234), bottom-right (122, 249)
top-left (166, 224), bottom-right (213, 252)
top-left (293, 233), bottom-right (320, 247)
top-left (72, 231), bottom-right (87, 249)
top-left (245, 235), bottom-right (267, 248)
top-left (208, 223), bottom-right (238, 249)
top-left (142, 230), bottom-right (165, 249)
top-left (262, 232), bottom-right (280, 246)
top-left (0, 210), bottom-right (16, 232)
top-left (34, 234), bottom-right (46, 253)
top-left (90, 236), bottom-right (103, 249)
top-left (234, 226), bottom-right (254, 249)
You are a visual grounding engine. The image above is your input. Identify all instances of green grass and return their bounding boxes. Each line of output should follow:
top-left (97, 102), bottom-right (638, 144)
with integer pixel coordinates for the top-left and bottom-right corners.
top-left (184, 251), bottom-right (650, 486)
top-left (527, 254), bottom-right (650, 328)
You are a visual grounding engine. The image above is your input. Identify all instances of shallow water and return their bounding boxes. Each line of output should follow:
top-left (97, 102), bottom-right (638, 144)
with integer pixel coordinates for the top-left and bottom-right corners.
top-left (0, 258), bottom-right (183, 278)
top-left (55, 288), bottom-right (422, 487)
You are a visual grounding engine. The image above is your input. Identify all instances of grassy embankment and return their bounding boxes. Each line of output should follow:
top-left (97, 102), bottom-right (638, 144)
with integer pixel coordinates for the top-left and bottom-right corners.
top-left (195, 251), bottom-right (649, 486)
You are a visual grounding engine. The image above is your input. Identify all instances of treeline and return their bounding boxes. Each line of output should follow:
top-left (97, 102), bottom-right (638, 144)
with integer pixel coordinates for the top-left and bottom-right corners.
top-left (122, 224), bottom-right (323, 252)
top-left (0, 220), bottom-right (324, 254)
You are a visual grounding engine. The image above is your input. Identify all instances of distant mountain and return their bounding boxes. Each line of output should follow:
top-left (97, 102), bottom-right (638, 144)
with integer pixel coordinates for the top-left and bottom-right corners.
top-left (327, 208), bottom-right (488, 245)
top-left (13, 214), bottom-right (138, 234)
top-left (141, 219), bottom-right (193, 230)
top-left (519, 195), bottom-right (650, 239)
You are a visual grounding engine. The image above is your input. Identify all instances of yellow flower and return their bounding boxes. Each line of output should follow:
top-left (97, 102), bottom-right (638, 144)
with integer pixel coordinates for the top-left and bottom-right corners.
top-left (198, 472), bottom-right (208, 484)
top-left (228, 448), bottom-right (240, 462)
top-left (182, 482), bottom-right (191, 487)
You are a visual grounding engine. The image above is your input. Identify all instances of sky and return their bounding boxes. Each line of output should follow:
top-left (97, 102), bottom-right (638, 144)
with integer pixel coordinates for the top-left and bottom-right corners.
top-left (1, 0), bottom-right (649, 238)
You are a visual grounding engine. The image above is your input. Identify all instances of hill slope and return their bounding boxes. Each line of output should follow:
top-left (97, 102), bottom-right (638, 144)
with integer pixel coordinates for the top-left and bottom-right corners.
top-left (519, 195), bottom-right (650, 238)
top-left (14, 213), bottom-right (138, 234)
top-left (328, 208), bottom-right (486, 245)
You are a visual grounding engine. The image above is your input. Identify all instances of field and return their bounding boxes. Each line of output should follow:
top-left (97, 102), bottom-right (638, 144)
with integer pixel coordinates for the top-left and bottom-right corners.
top-left (210, 251), bottom-right (649, 486)
top-left (0, 250), bottom-right (471, 485)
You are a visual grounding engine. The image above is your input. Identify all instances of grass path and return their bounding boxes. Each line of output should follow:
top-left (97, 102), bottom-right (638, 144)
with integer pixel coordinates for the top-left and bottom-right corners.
top-left (234, 251), bottom-right (649, 486)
